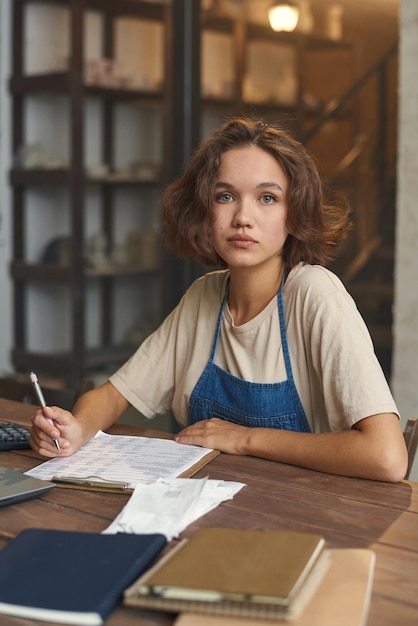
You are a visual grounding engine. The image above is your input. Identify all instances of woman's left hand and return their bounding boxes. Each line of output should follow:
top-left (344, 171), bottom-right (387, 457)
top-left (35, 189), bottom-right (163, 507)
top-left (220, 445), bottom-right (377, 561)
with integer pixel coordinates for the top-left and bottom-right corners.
top-left (175, 418), bottom-right (250, 454)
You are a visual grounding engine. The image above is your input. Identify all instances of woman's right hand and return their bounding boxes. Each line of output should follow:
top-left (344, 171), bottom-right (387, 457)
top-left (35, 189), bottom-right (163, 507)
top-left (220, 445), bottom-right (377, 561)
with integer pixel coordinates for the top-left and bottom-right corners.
top-left (30, 381), bottom-right (130, 458)
top-left (30, 405), bottom-right (84, 458)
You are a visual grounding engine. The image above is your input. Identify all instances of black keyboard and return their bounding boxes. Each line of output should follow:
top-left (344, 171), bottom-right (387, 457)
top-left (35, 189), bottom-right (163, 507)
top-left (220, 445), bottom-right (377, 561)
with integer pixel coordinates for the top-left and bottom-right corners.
top-left (0, 423), bottom-right (31, 451)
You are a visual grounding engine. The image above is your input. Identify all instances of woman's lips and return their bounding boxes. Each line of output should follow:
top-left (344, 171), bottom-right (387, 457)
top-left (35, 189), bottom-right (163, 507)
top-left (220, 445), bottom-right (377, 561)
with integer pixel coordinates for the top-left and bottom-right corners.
top-left (227, 235), bottom-right (257, 248)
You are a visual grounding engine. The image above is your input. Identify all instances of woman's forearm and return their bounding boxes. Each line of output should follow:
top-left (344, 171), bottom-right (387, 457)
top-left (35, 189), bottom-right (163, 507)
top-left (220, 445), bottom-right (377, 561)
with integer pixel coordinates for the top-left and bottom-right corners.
top-left (72, 381), bottom-right (130, 445)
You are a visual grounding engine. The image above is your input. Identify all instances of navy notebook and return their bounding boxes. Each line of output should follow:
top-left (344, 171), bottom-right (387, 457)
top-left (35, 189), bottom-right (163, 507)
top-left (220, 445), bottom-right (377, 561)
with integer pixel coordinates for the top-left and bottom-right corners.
top-left (0, 528), bottom-right (167, 625)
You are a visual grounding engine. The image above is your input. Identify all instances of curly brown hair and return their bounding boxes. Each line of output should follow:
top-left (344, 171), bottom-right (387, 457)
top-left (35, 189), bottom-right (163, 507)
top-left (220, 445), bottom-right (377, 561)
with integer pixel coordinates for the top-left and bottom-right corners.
top-left (161, 116), bottom-right (351, 269)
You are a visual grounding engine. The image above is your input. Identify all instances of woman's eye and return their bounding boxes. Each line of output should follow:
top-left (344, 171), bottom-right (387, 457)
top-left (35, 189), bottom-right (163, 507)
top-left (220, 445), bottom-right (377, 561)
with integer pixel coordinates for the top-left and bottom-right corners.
top-left (260, 194), bottom-right (276, 204)
top-left (216, 192), bottom-right (234, 203)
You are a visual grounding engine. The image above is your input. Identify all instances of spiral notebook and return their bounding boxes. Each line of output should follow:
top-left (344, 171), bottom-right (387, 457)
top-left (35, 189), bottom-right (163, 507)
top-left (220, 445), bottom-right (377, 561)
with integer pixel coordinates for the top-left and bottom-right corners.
top-left (173, 548), bottom-right (376, 626)
top-left (124, 527), bottom-right (328, 619)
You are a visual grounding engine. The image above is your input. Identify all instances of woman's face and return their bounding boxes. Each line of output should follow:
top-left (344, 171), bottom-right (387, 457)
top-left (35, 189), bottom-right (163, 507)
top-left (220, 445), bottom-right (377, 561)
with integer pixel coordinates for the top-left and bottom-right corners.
top-left (210, 145), bottom-right (289, 271)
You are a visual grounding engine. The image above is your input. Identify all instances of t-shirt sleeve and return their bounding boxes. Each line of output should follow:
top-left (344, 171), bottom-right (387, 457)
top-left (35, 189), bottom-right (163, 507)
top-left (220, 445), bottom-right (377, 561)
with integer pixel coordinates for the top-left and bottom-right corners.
top-left (302, 272), bottom-right (399, 430)
top-left (109, 300), bottom-right (184, 419)
top-left (108, 271), bottom-right (226, 422)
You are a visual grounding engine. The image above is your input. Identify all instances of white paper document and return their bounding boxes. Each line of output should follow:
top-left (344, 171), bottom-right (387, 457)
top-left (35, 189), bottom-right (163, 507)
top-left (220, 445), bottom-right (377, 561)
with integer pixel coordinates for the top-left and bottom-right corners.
top-left (25, 431), bottom-right (217, 488)
top-left (103, 477), bottom-right (246, 539)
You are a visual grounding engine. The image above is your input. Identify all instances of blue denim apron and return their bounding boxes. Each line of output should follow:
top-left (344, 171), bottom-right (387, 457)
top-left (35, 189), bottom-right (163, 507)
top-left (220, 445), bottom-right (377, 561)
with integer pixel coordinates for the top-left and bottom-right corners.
top-left (189, 277), bottom-right (311, 432)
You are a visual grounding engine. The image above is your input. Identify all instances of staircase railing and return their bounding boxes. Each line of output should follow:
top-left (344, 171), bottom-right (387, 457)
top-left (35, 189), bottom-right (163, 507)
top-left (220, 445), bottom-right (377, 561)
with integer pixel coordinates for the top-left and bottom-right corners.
top-left (302, 42), bottom-right (399, 378)
top-left (302, 41), bottom-right (399, 283)
top-left (302, 42), bottom-right (398, 145)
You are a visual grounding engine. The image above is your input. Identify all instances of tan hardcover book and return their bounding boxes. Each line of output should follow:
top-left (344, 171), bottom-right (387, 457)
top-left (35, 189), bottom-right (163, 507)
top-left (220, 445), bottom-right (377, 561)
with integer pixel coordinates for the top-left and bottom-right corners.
top-left (124, 527), bottom-right (327, 619)
top-left (172, 548), bottom-right (376, 626)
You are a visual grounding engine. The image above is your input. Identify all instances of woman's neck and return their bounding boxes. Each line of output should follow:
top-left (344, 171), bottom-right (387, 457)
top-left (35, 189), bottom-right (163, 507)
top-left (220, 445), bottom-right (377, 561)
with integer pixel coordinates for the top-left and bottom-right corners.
top-left (227, 263), bottom-right (284, 326)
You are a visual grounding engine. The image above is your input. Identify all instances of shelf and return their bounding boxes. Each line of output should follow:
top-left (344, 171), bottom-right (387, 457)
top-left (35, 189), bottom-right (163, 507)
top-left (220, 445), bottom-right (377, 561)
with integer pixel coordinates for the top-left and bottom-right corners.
top-left (10, 0), bottom-right (169, 386)
top-left (245, 21), bottom-right (352, 49)
top-left (10, 72), bottom-right (164, 102)
top-left (86, 265), bottom-right (160, 278)
top-left (11, 262), bottom-right (160, 282)
top-left (10, 169), bottom-right (162, 187)
top-left (202, 14), bottom-right (235, 33)
top-left (86, 0), bottom-right (166, 20)
top-left (242, 100), bottom-right (298, 112)
top-left (9, 73), bottom-right (70, 93)
top-left (201, 96), bottom-right (237, 108)
top-left (11, 263), bottom-right (71, 281)
top-left (19, 0), bottom-right (166, 21)
top-left (84, 85), bottom-right (163, 102)
top-left (10, 169), bottom-right (70, 186)
top-left (12, 344), bottom-right (137, 377)
top-left (200, 14), bottom-right (355, 135)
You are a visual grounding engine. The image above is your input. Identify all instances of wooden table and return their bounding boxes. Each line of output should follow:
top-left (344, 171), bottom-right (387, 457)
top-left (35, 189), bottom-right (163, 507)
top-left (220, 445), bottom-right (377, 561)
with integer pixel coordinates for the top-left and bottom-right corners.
top-left (1, 397), bottom-right (417, 626)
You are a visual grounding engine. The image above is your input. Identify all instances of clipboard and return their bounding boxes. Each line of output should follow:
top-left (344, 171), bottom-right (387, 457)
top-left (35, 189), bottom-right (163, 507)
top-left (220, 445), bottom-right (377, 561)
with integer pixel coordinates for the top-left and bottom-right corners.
top-left (52, 476), bottom-right (134, 493)
top-left (50, 448), bottom-right (220, 493)
top-left (178, 449), bottom-right (220, 477)
top-left (26, 432), bottom-right (221, 493)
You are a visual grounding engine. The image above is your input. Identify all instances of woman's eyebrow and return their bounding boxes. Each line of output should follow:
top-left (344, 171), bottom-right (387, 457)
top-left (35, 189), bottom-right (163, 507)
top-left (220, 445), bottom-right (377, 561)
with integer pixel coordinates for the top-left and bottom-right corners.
top-left (257, 182), bottom-right (284, 192)
top-left (214, 181), bottom-right (234, 189)
top-left (214, 181), bottom-right (284, 191)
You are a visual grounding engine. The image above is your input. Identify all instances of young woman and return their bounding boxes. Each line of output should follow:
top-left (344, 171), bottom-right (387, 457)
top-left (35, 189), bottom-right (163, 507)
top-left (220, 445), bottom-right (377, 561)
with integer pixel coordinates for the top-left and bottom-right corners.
top-left (30, 116), bottom-right (408, 482)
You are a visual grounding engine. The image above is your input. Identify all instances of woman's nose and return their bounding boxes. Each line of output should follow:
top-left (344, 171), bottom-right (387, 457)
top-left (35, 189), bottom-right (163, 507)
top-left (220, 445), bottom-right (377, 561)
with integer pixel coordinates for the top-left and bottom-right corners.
top-left (233, 199), bottom-right (254, 227)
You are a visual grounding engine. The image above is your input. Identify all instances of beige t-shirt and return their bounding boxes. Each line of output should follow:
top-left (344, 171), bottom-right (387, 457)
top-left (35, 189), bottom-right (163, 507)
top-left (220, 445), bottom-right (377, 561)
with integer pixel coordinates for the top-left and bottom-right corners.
top-left (110, 263), bottom-right (398, 432)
